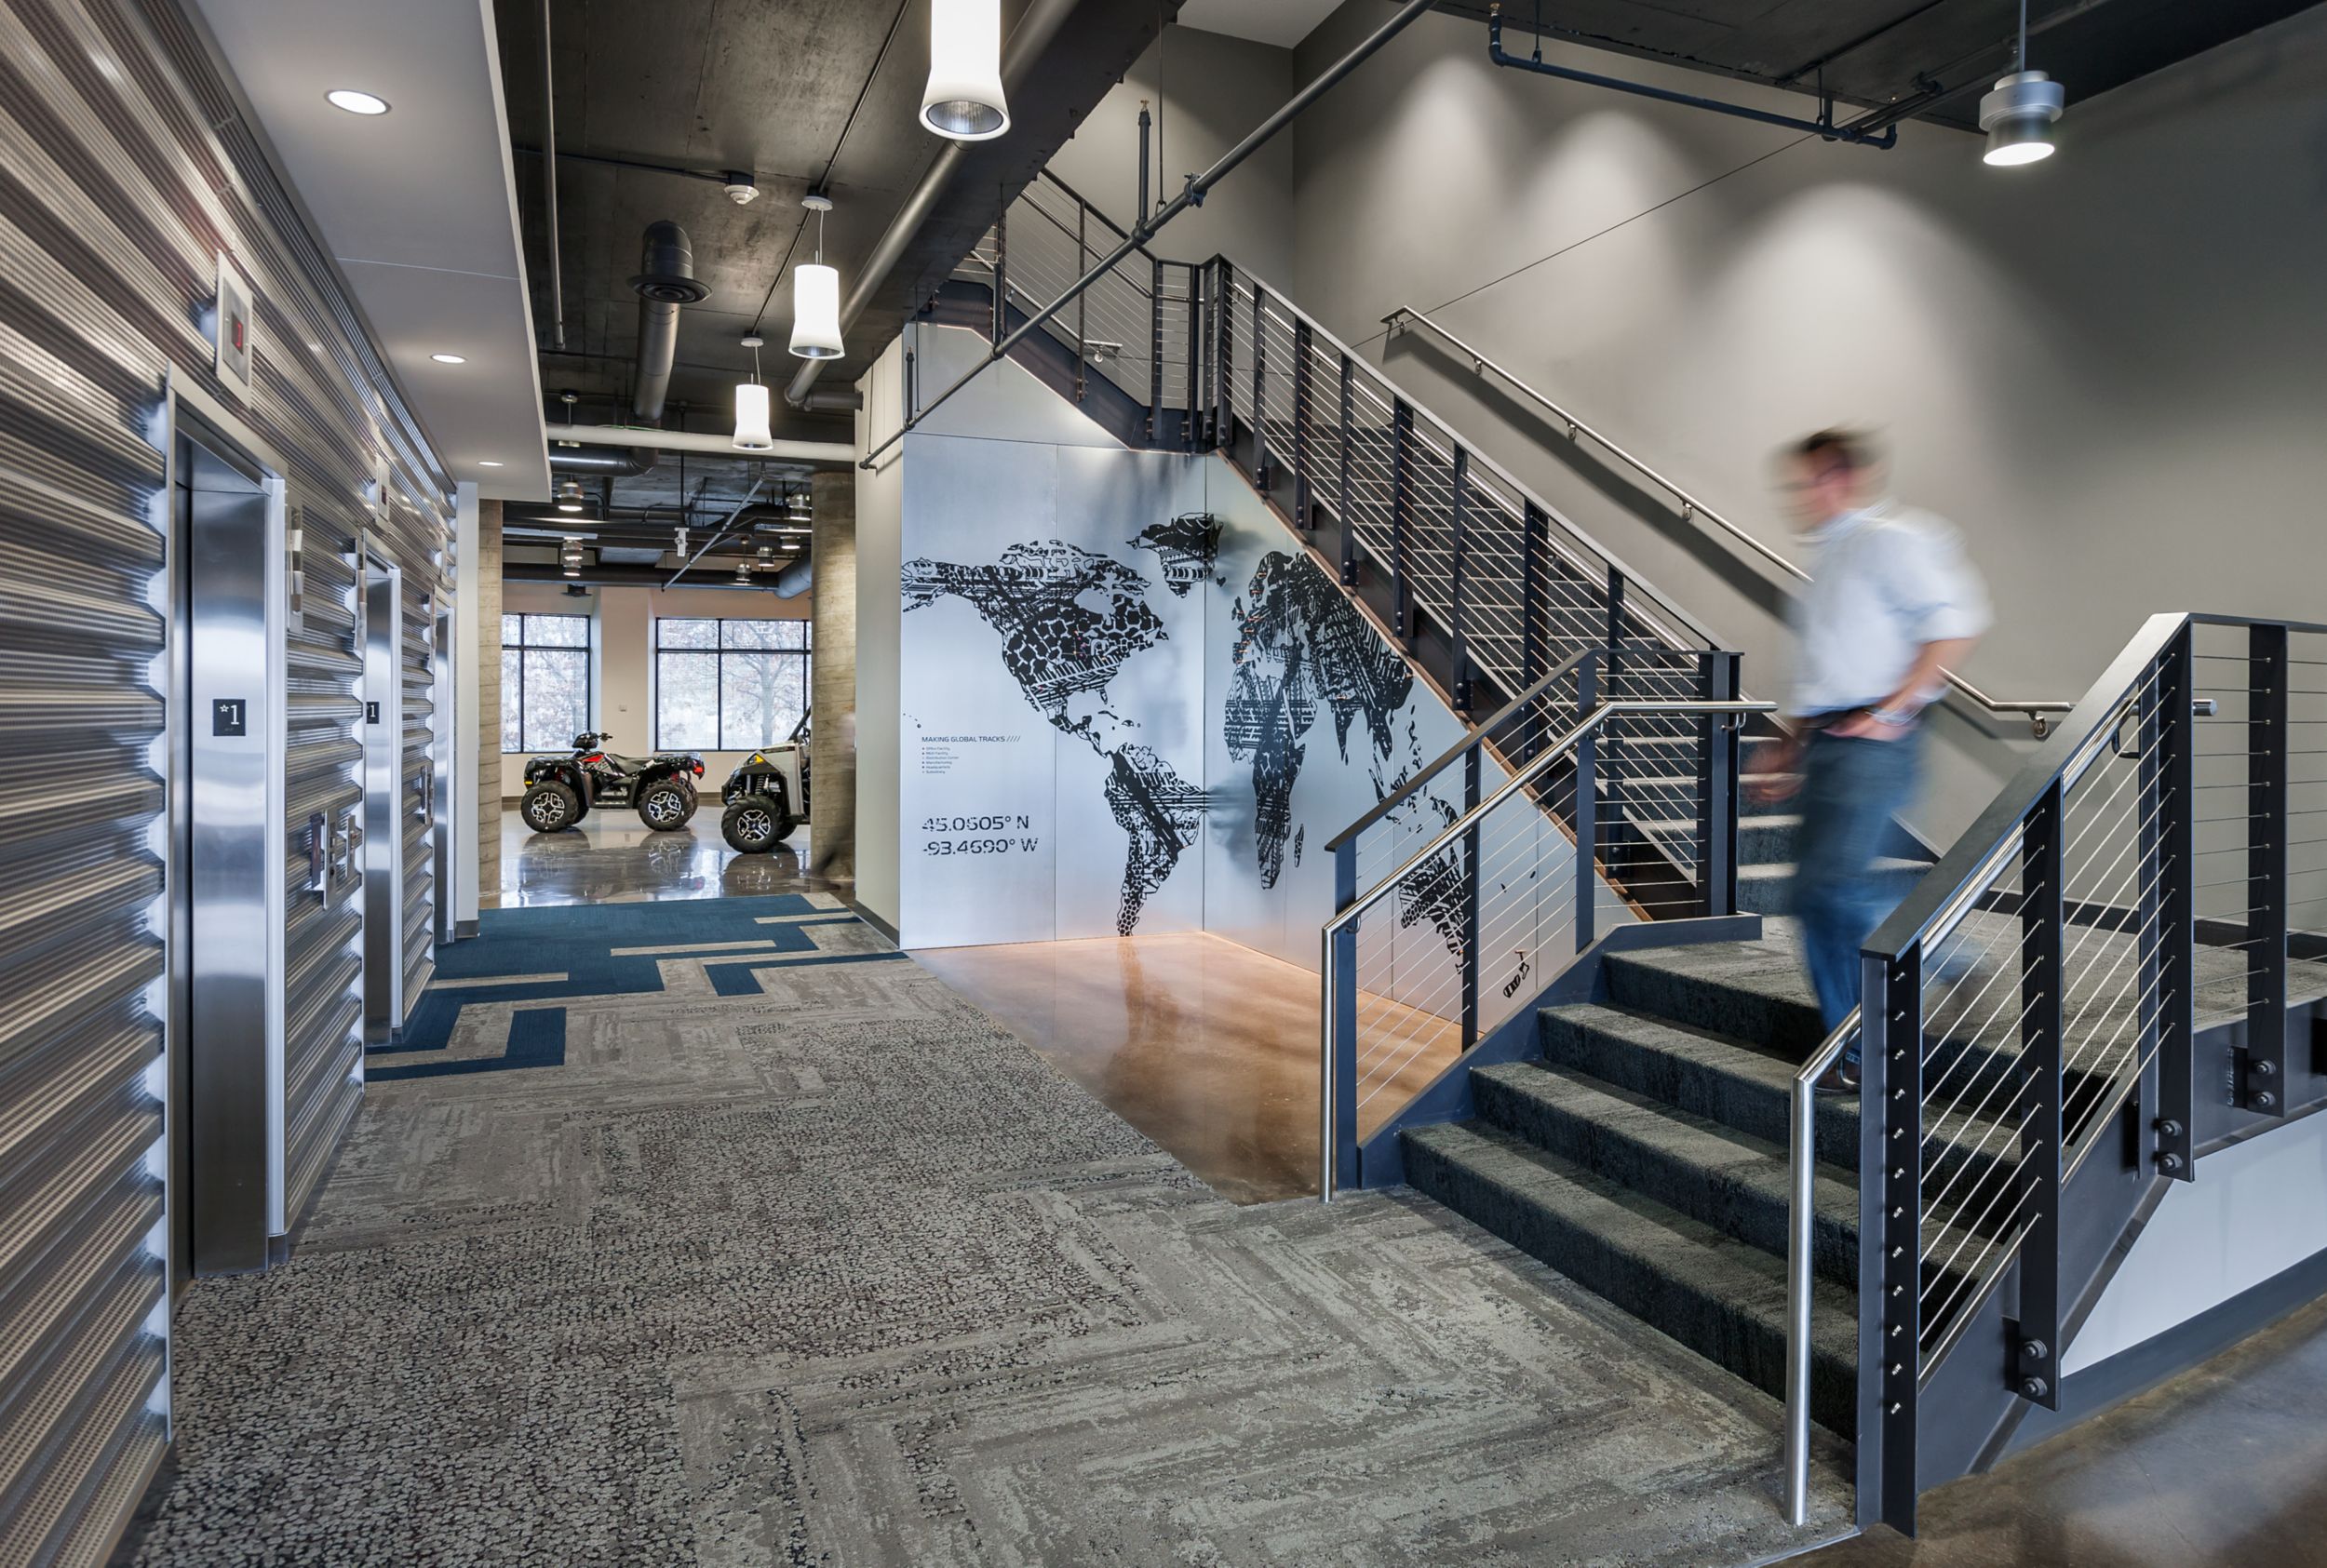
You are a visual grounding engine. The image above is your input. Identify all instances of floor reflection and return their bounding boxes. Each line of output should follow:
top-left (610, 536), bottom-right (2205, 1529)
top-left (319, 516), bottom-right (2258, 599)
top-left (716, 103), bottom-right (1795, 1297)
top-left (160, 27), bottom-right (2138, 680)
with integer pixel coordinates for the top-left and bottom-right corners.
top-left (497, 807), bottom-right (825, 906)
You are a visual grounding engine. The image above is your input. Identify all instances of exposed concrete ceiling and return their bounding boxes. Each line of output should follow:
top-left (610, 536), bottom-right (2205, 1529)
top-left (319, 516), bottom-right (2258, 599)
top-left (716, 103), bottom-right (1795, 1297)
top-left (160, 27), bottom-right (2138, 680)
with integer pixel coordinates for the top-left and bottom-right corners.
top-left (492, 0), bottom-right (1177, 464)
top-left (1176, 0), bottom-right (1342, 49)
top-left (1426, 0), bottom-right (2327, 132)
top-left (187, 0), bottom-right (550, 503)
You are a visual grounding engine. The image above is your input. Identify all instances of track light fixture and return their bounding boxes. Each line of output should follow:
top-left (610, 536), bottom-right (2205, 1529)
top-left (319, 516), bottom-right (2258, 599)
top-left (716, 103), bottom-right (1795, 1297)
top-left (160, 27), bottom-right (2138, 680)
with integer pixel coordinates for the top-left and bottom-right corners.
top-left (733, 335), bottom-right (774, 450)
top-left (1981, 0), bottom-right (2064, 167)
top-left (788, 194), bottom-right (844, 360)
top-left (921, 0), bottom-right (1009, 141)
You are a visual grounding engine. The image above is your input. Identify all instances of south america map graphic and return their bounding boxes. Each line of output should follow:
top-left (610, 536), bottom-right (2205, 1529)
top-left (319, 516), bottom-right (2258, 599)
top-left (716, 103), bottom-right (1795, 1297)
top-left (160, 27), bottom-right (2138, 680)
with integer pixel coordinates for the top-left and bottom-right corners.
top-left (902, 541), bottom-right (1205, 933)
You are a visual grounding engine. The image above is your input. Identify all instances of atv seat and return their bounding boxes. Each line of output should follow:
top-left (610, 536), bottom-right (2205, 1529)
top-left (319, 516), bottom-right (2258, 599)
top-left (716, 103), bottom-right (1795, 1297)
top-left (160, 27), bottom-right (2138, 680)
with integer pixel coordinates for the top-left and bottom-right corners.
top-left (599, 752), bottom-right (654, 772)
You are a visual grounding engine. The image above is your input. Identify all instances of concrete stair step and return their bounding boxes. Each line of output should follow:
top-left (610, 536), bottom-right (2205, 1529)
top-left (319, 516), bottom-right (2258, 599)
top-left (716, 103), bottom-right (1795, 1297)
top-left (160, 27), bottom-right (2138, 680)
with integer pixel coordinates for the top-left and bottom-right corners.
top-left (1403, 1119), bottom-right (1860, 1437)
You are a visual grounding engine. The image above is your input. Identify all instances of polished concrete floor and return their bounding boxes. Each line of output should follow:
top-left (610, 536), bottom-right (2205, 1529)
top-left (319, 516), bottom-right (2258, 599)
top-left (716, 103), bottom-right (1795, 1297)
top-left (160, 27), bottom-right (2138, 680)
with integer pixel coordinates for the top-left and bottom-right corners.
top-left (499, 802), bottom-right (820, 905)
top-left (915, 932), bottom-right (1460, 1204)
top-left (1802, 1293), bottom-right (2327, 1567)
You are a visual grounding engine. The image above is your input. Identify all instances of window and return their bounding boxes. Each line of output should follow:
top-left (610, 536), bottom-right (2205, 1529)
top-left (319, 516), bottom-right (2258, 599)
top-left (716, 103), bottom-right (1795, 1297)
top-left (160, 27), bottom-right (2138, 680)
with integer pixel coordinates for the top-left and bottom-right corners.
top-left (656, 617), bottom-right (811, 750)
top-left (501, 613), bottom-right (591, 752)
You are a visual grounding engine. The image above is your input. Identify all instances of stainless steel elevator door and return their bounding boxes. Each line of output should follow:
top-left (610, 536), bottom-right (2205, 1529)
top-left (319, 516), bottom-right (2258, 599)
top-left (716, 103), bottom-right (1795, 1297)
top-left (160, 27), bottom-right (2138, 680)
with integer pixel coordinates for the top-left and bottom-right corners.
top-left (180, 435), bottom-right (272, 1276)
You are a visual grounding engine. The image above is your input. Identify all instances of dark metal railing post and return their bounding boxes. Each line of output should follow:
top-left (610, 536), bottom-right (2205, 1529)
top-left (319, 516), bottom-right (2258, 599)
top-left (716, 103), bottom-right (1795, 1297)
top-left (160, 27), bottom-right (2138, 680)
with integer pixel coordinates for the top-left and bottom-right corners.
top-left (2013, 782), bottom-right (2065, 1413)
top-left (1859, 946), bottom-right (1921, 1536)
top-left (1461, 745), bottom-right (1481, 1047)
top-left (1183, 263), bottom-right (1201, 451)
top-left (1700, 650), bottom-right (1740, 917)
top-left (1603, 568), bottom-right (1628, 849)
top-left (2154, 628), bottom-right (2197, 1179)
top-left (1292, 318), bottom-right (1314, 528)
top-left (1331, 839), bottom-right (1361, 1191)
top-left (1391, 400), bottom-right (1413, 642)
top-left (1074, 205), bottom-right (1088, 402)
top-left (2244, 621), bottom-right (2290, 1114)
top-left (1251, 285), bottom-right (1271, 489)
top-left (991, 208), bottom-right (1008, 345)
top-left (1337, 354), bottom-right (1357, 587)
top-left (1521, 503), bottom-right (1547, 752)
top-left (1449, 448), bottom-right (1472, 713)
top-left (1148, 256), bottom-right (1165, 445)
top-left (1574, 655), bottom-right (1598, 952)
top-left (1213, 261), bottom-right (1233, 449)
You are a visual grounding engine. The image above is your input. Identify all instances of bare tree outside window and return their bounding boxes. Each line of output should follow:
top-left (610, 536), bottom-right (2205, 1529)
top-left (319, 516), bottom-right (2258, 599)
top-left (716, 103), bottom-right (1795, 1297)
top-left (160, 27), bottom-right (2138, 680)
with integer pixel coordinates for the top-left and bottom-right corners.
top-left (655, 616), bottom-right (810, 750)
top-left (502, 613), bottom-right (591, 751)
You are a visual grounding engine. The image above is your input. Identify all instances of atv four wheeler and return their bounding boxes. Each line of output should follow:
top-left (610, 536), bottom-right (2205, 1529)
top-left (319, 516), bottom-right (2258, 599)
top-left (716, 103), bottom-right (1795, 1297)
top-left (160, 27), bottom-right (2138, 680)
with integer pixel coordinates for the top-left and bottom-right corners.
top-left (719, 742), bottom-right (805, 853)
top-left (519, 731), bottom-right (705, 834)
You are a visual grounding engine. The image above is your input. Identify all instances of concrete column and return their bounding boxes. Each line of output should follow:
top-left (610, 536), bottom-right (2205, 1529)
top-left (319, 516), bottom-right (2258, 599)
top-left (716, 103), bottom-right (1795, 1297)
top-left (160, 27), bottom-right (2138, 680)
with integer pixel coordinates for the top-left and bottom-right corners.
top-left (810, 468), bottom-right (856, 883)
top-left (476, 500), bottom-right (503, 908)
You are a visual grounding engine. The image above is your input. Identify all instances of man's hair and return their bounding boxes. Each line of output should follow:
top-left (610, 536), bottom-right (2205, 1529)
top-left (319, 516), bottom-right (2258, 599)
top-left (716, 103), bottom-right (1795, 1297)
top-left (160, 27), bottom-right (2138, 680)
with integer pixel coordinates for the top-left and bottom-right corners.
top-left (1792, 428), bottom-right (1876, 473)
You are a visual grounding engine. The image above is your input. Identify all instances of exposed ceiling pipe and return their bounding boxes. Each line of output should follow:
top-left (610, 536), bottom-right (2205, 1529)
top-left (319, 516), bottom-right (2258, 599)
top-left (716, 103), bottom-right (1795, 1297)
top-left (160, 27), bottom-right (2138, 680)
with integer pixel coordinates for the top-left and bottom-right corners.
top-left (547, 446), bottom-right (657, 476)
top-left (556, 423), bottom-right (855, 465)
top-left (506, 561), bottom-right (783, 592)
top-left (540, 0), bottom-right (564, 350)
top-left (785, 0), bottom-right (1083, 409)
top-left (630, 220), bottom-right (707, 424)
top-left (770, 556), bottom-right (813, 598)
top-left (666, 478), bottom-right (765, 587)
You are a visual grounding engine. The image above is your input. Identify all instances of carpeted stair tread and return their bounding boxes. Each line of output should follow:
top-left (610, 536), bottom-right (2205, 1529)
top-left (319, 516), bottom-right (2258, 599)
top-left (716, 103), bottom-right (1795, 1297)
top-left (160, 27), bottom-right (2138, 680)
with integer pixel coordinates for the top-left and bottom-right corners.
top-left (1535, 1002), bottom-right (2022, 1209)
top-left (1403, 1119), bottom-right (1859, 1436)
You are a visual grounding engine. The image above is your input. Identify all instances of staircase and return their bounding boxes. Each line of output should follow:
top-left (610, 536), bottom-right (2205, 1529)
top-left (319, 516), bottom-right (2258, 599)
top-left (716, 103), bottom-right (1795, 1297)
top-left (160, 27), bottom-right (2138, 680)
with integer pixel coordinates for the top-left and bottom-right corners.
top-left (939, 172), bottom-right (2327, 1535)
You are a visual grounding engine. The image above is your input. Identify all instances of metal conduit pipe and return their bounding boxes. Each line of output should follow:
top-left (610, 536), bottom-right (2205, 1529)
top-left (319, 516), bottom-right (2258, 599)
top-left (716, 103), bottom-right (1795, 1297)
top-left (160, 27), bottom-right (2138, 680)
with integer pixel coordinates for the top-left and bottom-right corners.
top-left (784, 0), bottom-right (1083, 409)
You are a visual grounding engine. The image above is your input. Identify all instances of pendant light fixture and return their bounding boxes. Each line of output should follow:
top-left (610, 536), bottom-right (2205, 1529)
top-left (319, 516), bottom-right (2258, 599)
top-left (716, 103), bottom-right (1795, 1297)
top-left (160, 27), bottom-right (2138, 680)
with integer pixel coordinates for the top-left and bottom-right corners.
top-left (921, 0), bottom-right (1009, 141)
top-left (733, 334), bottom-right (774, 450)
top-left (787, 194), bottom-right (844, 360)
top-left (554, 478), bottom-right (586, 514)
top-left (1980, 0), bottom-right (2065, 167)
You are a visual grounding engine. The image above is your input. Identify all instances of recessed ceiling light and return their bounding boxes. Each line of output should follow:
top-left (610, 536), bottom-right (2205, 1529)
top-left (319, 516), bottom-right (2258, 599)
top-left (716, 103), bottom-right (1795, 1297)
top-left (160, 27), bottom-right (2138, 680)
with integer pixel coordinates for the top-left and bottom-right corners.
top-left (478, 460), bottom-right (504, 468)
top-left (429, 353), bottom-right (467, 364)
top-left (326, 89), bottom-right (390, 115)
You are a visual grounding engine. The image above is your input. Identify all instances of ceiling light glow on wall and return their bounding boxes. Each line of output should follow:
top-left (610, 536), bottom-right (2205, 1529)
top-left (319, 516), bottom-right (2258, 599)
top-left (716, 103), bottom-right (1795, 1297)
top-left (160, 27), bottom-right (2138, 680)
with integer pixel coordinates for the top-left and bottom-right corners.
top-left (734, 335), bottom-right (775, 450)
top-left (326, 88), bottom-right (390, 115)
top-left (921, 0), bottom-right (1009, 141)
top-left (788, 194), bottom-right (844, 360)
top-left (1980, 0), bottom-right (2064, 167)
top-left (478, 460), bottom-right (504, 467)
top-left (429, 353), bottom-right (467, 364)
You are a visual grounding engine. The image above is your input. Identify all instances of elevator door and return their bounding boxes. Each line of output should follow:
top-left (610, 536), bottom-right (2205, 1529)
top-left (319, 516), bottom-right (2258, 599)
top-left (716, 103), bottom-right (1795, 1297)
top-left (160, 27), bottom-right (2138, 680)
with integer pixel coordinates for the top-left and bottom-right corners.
top-left (175, 432), bottom-right (273, 1279)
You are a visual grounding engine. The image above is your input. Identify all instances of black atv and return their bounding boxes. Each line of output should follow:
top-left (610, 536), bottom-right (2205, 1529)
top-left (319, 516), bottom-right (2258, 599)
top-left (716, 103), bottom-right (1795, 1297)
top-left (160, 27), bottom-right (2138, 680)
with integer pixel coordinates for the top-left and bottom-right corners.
top-left (519, 731), bottom-right (704, 834)
top-left (718, 743), bottom-right (804, 853)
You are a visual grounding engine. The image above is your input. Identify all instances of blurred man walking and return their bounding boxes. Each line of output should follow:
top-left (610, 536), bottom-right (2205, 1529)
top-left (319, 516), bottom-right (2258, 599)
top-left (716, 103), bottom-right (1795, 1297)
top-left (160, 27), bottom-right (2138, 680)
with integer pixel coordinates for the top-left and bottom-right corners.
top-left (1756, 431), bottom-right (1990, 1093)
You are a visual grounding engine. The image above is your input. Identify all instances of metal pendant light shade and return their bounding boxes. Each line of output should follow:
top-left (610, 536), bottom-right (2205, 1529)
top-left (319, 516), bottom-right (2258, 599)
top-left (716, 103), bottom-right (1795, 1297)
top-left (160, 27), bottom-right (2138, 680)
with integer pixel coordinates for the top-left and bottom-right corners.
top-left (1980, 71), bottom-right (2065, 166)
top-left (921, 0), bottom-right (1009, 141)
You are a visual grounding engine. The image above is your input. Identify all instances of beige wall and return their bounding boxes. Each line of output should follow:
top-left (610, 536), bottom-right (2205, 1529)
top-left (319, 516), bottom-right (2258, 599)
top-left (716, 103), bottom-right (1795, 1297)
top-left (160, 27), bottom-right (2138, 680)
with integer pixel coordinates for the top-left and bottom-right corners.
top-left (500, 579), bottom-right (812, 798)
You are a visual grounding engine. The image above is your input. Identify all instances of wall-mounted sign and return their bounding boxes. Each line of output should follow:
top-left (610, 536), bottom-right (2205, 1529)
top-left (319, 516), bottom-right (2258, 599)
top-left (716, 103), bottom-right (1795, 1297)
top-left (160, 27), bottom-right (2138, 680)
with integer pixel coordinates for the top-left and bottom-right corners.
top-left (212, 251), bottom-right (255, 400)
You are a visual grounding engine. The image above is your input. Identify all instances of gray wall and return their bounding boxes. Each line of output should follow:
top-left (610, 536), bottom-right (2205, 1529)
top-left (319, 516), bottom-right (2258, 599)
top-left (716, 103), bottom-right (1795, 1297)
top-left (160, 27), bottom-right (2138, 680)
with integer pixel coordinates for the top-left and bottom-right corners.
top-left (1288, 1), bottom-right (2327, 846)
top-left (1047, 22), bottom-right (1297, 281)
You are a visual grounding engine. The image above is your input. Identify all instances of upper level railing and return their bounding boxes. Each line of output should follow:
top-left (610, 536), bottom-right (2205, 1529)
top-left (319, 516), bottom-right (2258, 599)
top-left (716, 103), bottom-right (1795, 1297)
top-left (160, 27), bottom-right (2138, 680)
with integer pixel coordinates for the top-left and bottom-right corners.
top-left (1780, 610), bottom-right (2327, 1531)
top-left (1381, 303), bottom-right (2078, 738)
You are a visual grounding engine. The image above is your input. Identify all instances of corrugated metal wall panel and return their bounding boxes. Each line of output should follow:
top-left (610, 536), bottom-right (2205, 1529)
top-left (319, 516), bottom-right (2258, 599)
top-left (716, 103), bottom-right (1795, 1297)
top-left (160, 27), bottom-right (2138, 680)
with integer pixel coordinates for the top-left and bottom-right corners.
top-left (0, 0), bottom-right (455, 1560)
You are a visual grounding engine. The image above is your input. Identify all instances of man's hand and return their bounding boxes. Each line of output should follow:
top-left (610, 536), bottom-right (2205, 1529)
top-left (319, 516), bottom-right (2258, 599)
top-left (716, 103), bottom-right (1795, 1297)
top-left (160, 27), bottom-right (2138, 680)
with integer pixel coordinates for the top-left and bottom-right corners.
top-left (1749, 730), bottom-right (1804, 803)
top-left (1826, 708), bottom-right (1916, 742)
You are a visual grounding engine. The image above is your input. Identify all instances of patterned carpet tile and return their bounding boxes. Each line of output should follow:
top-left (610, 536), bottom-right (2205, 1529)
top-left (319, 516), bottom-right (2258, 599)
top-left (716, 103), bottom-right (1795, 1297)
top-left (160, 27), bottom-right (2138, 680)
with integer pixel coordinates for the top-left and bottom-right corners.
top-left (129, 897), bottom-right (1848, 1567)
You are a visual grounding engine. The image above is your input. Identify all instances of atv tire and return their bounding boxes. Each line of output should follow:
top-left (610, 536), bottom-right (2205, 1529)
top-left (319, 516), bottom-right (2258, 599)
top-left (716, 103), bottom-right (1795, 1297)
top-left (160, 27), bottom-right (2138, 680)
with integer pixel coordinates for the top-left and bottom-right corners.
top-left (720, 799), bottom-right (797, 853)
top-left (520, 781), bottom-right (582, 833)
top-left (637, 780), bottom-right (693, 831)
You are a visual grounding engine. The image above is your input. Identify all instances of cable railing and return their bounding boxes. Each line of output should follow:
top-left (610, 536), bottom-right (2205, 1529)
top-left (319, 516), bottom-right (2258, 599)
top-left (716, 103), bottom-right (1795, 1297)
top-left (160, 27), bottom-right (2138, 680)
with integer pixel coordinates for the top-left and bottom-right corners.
top-left (1321, 676), bottom-right (1774, 1198)
top-left (1780, 610), bottom-right (2327, 1532)
top-left (1381, 303), bottom-right (2077, 738)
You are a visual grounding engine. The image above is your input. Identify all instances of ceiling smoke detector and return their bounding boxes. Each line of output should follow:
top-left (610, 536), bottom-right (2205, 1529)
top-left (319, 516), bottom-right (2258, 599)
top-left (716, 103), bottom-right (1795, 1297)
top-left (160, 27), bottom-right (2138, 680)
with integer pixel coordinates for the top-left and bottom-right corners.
top-left (723, 170), bottom-right (759, 206)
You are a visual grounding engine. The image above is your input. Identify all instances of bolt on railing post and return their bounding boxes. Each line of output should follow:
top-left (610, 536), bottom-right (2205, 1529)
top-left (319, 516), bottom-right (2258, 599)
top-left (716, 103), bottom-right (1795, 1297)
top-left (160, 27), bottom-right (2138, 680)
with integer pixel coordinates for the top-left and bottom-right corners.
top-left (1461, 745), bottom-right (1482, 1048)
top-left (1860, 946), bottom-right (1922, 1535)
top-left (2012, 781), bottom-right (2065, 1412)
top-left (1337, 353), bottom-right (1357, 587)
top-left (1148, 255), bottom-right (1165, 445)
top-left (1450, 447), bottom-right (1472, 713)
top-left (991, 208), bottom-right (1008, 345)
top-left (2244, 621), bottom-right (2290, 1114)
top-left (1251, 284), bottom-right (1271, 489)
top-left (1391, 400), bottom-right (1413, 643)
top-left (1701, 650), bottom-right (1740, 917)
top-left (2153, 627), bottom-right (2197, 1179)
top-left (1293, 318), bottom-right (1314, 528)
top-left (1326, 838), bottom-right (1361, 1198)
top-left (1574, 656), bottom-right (1599, 954)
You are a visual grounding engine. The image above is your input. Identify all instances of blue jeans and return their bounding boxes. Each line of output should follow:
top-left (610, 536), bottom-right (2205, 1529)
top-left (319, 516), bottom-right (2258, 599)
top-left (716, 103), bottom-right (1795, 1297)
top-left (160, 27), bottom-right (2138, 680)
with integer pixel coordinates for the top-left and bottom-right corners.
top-left (1790, 728), bottom-right (1923, 1061)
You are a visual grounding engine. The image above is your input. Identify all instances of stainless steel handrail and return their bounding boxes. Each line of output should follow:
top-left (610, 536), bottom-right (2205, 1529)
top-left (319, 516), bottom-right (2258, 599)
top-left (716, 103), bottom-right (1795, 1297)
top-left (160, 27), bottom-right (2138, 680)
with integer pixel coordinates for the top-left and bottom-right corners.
top-left (1320, 695), bottom-right (1775, 1201)
top-left (1382, 304), bottom-right (2077, 737)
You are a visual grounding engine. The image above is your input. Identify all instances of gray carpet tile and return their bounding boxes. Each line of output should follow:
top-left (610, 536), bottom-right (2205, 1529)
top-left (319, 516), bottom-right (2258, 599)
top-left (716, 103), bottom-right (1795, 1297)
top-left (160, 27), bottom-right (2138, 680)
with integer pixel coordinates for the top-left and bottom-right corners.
top-left (130, 897), bottom-right (1849, 1567)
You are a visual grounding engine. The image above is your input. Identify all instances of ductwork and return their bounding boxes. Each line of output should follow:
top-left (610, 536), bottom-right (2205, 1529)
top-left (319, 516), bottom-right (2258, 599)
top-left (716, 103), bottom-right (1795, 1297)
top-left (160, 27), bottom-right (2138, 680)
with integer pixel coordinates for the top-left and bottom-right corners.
top-left (548, 221), bottom-right (707, 479)
top-left (786, 0), bottom-right (1083, 409)
top-left (771, 556), bottom-right (812, 598)
top-left (547, 444), bottom-right (656, 476)
top-left (505, 561), bottom-right (780, 592)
